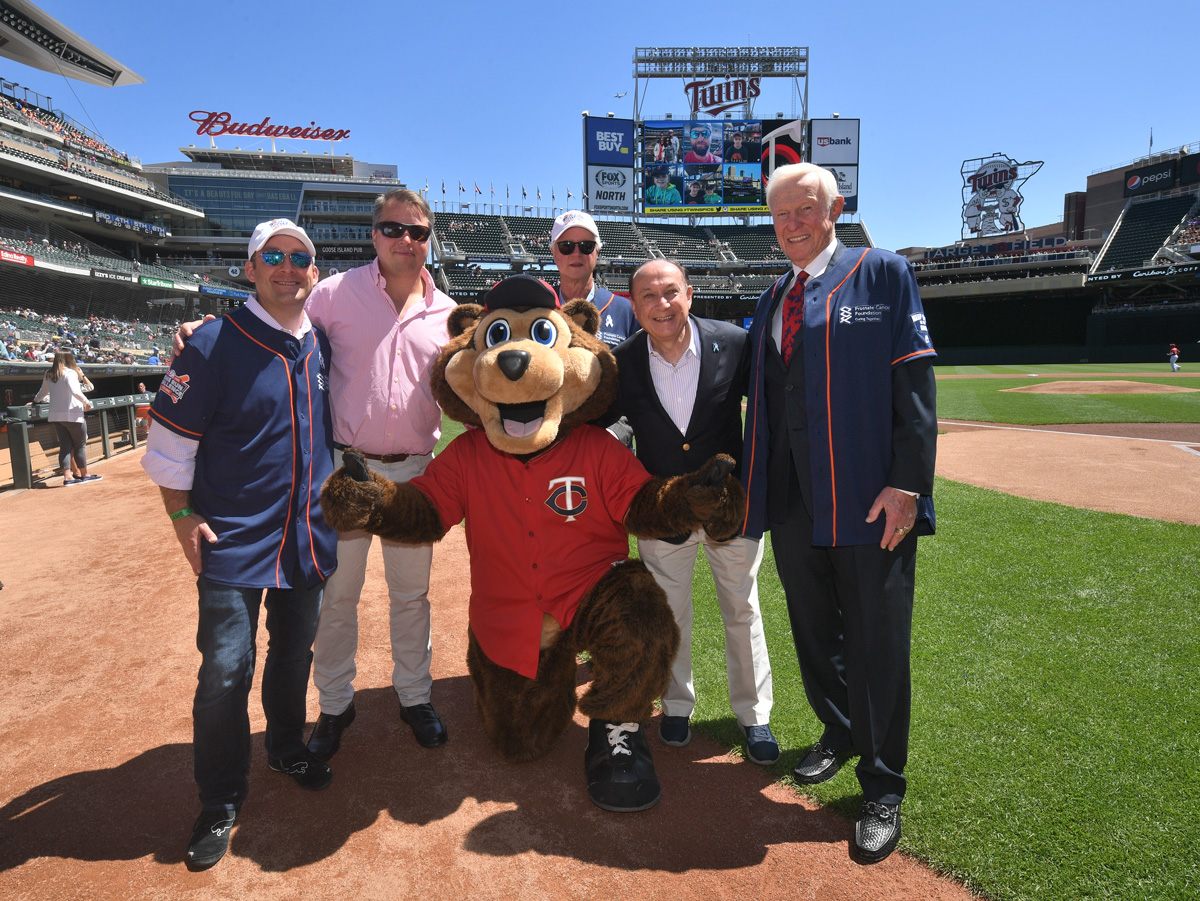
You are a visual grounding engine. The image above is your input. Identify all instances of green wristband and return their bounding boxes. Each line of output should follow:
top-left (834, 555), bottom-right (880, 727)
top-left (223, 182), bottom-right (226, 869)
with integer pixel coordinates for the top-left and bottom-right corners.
top-left (169, 507), bottom-right (194, 521)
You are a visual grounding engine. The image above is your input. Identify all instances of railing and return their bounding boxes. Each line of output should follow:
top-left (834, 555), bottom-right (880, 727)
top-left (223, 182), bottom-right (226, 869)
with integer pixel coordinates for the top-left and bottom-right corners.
top-left (3, 394), bottom-right (154, 489)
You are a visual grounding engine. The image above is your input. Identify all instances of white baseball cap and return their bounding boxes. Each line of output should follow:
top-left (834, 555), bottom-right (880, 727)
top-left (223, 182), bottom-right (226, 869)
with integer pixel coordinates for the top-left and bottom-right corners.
top-left (549, 210), bottom-right (602, 245)
top-left (247, 218), bottom-right (316, 259)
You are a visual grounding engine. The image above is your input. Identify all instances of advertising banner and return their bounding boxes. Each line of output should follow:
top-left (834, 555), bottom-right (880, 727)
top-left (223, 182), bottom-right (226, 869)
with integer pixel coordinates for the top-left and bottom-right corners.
top-left (1123, 160), bottom-right (1176, 196)
top-left (808, 118), bottom-right (859, 165)
top-left (1176, 153), bottom-right (1200, 187)
top-left (961, 153), bottom-right (1043, 238)
top-left (585, 117), bottom-right (635, 167)
top-left (92, 268), bottom-right (138, 283)
top-left (587, 165), bottom-right (635, 212)
top-left (1, 249), bottom-right (34, 267)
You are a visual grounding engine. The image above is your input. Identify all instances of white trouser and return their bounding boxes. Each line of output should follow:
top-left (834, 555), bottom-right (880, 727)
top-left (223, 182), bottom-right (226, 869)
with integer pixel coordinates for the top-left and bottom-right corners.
top-left (638, 530), bottom-right (773, 727)
top-left (314, 450), bottom-right (435, 714)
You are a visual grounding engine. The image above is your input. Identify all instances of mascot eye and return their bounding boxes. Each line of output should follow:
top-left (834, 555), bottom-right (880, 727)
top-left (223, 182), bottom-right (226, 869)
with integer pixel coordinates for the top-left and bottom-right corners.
top-left (529, 318), bottom-right (558, 346)
top-left (484, 319), bottom-right (511, 347)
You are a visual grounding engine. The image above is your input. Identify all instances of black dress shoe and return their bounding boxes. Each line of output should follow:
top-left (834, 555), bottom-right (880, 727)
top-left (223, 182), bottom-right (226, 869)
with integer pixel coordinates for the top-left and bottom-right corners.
top-left (793, 740), bottom-right (853, 785)
top-left (853, 800), bottom-right (902, 863)
top-left (186, 808), bottom-right (237, 871)
top-left (399, 701), bottom-right (447, 748)
top-left (268, 747), bottom-right (333, 791)
top-left (584, 720), bottom-right (661, 812)
top-left (307, 702), bottom-right (356, 760)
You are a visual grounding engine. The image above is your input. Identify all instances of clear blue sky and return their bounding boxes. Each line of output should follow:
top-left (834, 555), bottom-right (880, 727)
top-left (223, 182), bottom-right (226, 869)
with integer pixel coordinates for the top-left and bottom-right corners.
top-left (14, 1), bottom-right (1200, 252)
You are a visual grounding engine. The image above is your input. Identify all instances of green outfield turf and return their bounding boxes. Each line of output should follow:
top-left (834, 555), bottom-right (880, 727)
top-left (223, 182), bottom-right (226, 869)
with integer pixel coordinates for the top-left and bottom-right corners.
top-left (934, 363), bottom-right (1200, 424)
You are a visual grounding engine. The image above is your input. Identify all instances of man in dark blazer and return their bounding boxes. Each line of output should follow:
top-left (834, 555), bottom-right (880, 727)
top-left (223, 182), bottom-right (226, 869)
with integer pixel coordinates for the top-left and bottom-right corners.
top-left (611, 259), bottom-right (777, 767)
top-left (740, 163), bottom-right (937, 863)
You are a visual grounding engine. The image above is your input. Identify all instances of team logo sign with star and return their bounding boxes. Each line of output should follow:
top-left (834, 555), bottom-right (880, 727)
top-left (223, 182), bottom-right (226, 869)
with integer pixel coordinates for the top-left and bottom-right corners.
top-left (961, 153), bottom-right (1043, 239)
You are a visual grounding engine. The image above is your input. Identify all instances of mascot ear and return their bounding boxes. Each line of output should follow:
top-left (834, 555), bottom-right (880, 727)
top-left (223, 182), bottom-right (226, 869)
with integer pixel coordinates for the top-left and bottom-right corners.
top-left (562, 299), bottom-right (599, 336)
top-left (448, 304), bottom-right (484, 339)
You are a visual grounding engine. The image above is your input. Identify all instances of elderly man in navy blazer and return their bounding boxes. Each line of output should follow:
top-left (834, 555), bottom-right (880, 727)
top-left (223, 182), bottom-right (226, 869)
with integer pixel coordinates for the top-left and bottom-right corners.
top-left (740, 163), bottom-right (937, 863)
top-left (610, 259), bottom-right (777, 767)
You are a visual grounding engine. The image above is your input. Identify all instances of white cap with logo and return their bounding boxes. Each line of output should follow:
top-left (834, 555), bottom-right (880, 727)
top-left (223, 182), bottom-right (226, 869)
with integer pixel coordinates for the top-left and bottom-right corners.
top-left (248, 218), bottom-right (316, 259)
top-left (549, 210), bottom-right (602, 246)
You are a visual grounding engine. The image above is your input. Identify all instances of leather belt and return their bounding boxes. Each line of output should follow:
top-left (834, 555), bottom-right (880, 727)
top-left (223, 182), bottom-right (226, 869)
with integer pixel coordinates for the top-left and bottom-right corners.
top-left (335, 443), bottom-right (411, 464)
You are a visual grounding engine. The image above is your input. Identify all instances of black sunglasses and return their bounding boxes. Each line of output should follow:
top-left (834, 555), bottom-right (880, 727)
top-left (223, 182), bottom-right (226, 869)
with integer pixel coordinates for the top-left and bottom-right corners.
top-left (376, 221), bottom-right (432, 241)
top-left (555, 240), bottom-right (597, 255)
top-left (258, 249), bottom-right (313, 268)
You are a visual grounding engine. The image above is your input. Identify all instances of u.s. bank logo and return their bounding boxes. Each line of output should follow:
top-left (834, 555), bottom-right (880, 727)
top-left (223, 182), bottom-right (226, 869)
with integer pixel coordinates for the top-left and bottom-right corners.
top-left (546, 476), bottom-right (588, 521)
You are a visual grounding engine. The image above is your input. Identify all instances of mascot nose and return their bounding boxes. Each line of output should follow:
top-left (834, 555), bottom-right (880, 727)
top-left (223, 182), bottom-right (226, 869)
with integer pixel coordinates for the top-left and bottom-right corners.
top-left (497, 349), bottom-right (531, 381)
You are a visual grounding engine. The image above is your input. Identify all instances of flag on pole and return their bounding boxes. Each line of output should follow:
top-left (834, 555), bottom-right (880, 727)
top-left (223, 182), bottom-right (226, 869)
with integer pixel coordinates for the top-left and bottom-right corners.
top-left (567, 187), bottom-right (574, 199)
top-left (441, 180), bottom-right (445, 195)
top-left (458, 180), bottom-right (465, 193)
top-left (552, 187), bottom-right (556, 202)
top-left (474, 182), bottom-right (483, 195)
top-left (490, 182), bottom-right (495, 197)
top-left (522, 185), bottom-right (527, 199)
top-left (537, 186), bottom-right (542, 200)
top-left (424, 178), bottom-right (429, 193)
top-left (506, 182), bottom-right (510, 199)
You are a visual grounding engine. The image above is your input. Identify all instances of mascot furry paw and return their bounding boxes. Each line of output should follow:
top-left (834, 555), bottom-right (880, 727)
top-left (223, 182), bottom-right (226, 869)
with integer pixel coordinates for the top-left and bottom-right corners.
top-left (322, 274), bottom-right (745, 812)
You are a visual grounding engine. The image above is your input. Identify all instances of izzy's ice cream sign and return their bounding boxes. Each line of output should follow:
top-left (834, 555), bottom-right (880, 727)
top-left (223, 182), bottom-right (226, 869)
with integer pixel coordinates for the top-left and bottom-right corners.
top-left (189, 110), bottom-right (350, 142)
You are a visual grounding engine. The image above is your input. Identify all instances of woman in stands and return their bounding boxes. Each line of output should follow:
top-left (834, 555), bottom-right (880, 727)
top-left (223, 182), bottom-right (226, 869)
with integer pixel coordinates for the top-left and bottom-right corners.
top-left (31, 350), bottom-right (100, 485)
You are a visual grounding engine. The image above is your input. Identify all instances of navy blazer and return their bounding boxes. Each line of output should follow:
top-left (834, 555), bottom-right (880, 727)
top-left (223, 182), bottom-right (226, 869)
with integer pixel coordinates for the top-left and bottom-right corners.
top-left (611, 316), bottom-right (750, 480)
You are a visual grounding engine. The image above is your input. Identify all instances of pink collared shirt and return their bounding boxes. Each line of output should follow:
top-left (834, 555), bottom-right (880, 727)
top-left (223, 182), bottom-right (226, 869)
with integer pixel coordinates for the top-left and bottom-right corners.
top-left (305, 262), bottom-right (454, 455)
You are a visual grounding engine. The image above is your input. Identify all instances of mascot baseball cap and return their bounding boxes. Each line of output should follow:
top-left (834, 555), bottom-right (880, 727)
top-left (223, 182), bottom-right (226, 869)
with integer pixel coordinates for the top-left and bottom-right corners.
top-left (248, 218), bottom-right (316, 259)
top-left (482, 274), bottom-right (561, 312)
top-left (549, 210), bottom-right (601, 245)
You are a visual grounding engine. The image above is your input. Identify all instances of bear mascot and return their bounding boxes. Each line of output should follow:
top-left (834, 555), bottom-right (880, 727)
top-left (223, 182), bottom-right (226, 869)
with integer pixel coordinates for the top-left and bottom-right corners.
top-left (321, 274), bottom-right (745, 812)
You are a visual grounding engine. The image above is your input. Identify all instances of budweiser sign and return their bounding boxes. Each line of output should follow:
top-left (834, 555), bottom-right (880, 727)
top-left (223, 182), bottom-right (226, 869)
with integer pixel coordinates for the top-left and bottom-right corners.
top-left (189, 110), bottom-right (351, 142)
top-left (684, 76), bottom-right (761, 116)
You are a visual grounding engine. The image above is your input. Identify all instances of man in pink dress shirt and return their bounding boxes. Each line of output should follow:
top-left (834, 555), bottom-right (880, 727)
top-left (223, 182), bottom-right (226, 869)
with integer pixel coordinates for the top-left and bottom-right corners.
top-left (303, 188), bottom-right (456, 757)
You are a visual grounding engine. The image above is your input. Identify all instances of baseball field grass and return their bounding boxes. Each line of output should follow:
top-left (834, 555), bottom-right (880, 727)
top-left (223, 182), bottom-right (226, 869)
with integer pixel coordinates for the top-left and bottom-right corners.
top-left (685, 363), bottom-right (1200, 900)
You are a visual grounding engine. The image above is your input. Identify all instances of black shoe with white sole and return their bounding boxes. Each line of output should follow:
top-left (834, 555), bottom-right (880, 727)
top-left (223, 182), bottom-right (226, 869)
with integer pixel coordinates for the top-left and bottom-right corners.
top-left (584, 720), bottom-right (661, 812)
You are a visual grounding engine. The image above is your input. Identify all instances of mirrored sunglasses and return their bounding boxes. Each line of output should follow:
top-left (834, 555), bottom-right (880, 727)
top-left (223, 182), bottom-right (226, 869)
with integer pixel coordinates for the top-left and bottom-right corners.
top-left (258, 249), bottom-right (313, 268)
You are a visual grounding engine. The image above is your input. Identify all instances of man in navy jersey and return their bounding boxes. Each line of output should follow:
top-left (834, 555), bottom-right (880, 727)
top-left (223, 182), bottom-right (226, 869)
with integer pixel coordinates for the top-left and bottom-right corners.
top-left (143, 218), bottom-right (337, 871)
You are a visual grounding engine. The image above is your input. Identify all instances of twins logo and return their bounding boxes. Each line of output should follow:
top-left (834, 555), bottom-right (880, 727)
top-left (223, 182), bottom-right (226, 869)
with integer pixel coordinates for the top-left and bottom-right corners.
top-left (546, 476), bottom-right (588, 522)
top-left (159, 369), bottom-right (191, 403)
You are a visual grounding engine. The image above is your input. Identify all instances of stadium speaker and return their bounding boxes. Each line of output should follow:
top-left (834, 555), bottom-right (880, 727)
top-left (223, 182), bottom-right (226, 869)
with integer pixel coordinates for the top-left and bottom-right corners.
top-left (328, 267), bottom-right (339, 276)
top-left (228, 265), bottom-right (241, 277)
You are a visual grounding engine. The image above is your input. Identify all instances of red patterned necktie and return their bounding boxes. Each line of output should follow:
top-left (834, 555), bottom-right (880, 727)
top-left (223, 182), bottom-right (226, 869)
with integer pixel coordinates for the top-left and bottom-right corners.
top-left (780, 271), bottom-right (808, 366)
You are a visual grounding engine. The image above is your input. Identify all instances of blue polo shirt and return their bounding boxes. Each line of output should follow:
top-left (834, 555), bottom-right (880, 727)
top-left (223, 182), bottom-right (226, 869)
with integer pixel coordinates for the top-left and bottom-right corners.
top-left (149, 305), bottom-right (337, 589)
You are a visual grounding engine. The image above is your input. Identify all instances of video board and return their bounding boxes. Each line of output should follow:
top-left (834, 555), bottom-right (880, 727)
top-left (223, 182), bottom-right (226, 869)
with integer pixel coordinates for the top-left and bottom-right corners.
top-left (641, 118), bottom-right (807, 214)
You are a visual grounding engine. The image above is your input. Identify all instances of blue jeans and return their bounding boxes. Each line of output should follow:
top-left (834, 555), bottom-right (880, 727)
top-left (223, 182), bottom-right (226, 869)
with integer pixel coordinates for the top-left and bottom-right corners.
top-left (193, 569), bottom-right (323, 811)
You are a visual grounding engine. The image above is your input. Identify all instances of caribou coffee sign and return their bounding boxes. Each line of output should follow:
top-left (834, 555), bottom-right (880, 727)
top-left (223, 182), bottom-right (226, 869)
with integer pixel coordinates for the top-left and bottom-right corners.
top-left (189, 110), bottom-right (351, 142)
top-left (684, 76), bottom-right (761, 116)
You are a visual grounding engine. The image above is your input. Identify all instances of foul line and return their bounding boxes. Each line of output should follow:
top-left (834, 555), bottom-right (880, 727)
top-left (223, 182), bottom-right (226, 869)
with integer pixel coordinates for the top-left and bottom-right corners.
top-left (938, 419), bottom-right (1200, 447)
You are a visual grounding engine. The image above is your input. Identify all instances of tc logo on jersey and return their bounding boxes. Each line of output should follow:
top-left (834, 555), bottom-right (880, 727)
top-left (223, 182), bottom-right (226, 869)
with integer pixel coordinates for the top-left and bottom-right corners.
top-left (546, 476), bottom-right (588, 522)
top-left (159, 369), bottom-right (191, 404)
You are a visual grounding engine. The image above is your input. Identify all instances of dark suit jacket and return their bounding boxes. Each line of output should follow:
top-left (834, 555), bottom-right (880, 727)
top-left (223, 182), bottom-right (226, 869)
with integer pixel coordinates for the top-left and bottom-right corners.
top-left (740, 242), bottom-right (937, 545)
top-left (610, 316), bottom-right (750, 480)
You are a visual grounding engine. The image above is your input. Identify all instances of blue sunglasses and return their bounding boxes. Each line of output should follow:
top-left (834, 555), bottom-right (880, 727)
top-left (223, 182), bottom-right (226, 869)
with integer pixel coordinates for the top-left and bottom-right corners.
top-left (258, 249), bottom-right (313, 268)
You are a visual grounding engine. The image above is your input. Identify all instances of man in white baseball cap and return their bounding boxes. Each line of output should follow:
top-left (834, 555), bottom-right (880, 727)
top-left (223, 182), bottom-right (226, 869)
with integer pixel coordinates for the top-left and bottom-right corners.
top-left (548, 210), bottom-right (634, 349)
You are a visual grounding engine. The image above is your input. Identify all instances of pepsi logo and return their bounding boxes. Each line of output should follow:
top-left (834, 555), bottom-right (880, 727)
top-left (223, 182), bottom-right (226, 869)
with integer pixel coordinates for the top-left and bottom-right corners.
top-left (1127, 176), bottom-right (1141, 190)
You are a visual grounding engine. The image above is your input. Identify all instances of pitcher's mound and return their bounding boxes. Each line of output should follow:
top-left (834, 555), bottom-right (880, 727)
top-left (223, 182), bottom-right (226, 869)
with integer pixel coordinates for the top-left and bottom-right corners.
top-left (1003, 380), bottom-right (1199, 394)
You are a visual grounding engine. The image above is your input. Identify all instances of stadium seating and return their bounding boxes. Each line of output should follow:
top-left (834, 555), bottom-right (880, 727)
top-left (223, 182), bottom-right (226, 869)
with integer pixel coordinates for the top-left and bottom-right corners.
top-left (435, 213), bottom-right (510, 258)
top-left (1097, 195), bottom-right (1198, 271)
top-left (633, 223), bottom-right (719, 263)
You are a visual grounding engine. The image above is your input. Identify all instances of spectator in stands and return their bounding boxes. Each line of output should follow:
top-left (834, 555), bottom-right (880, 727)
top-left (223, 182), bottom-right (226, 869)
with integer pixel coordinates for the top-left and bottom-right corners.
top-left (146, 348), bottom-right (162, 366)
top-left (740, 162), bottom-right (937, 864)
top-left (30, 350), bottom-right (97, 485)
top-left (609, 258), bottom-right (778, 766)
top-left (3, 340), bottom-right (16, 360)
top-left (550, 210), bottom-right (636, 349)
top-left (142, 219), bottom-right (337, 871)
